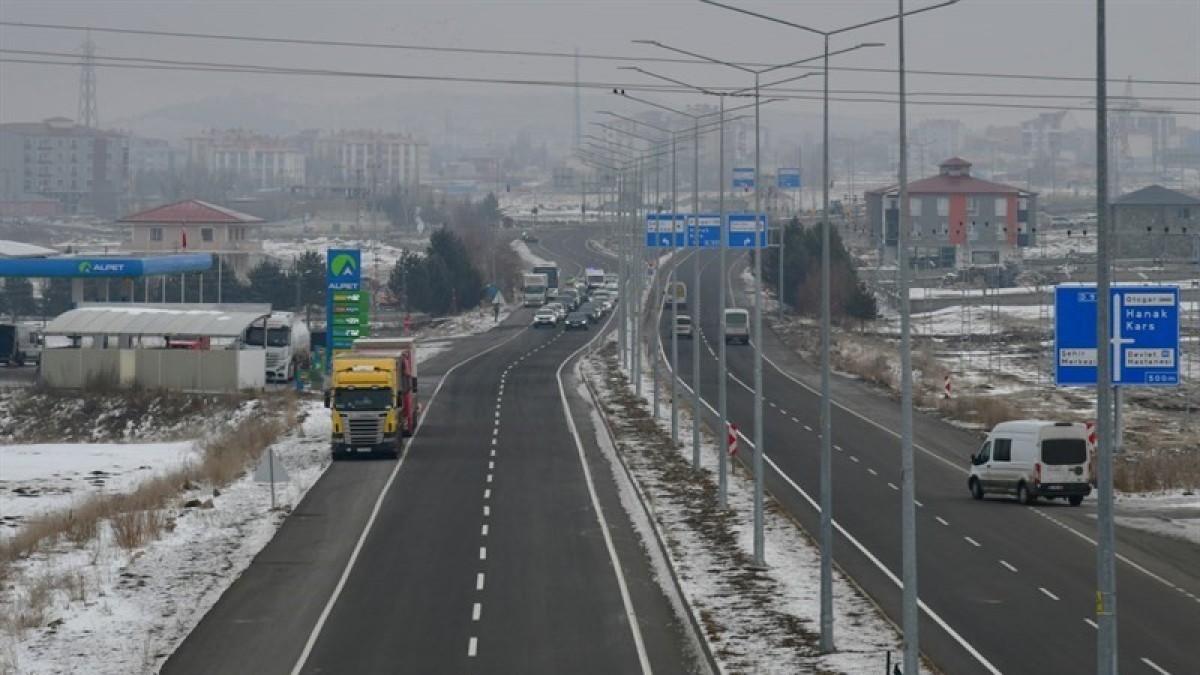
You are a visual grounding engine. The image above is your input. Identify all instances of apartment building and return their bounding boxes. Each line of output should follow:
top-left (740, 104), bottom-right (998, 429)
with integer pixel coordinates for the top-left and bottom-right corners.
top-left (186, 129), bottom-right (306, 189)
top-left (0, 117), bottom-right (130, 216)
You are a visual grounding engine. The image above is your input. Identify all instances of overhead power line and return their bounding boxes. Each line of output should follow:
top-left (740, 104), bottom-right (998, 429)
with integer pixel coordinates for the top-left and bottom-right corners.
top-left (2, 20), bottom-right (1198, 89)
top-left (4, 53), bottom-right (1194, 118)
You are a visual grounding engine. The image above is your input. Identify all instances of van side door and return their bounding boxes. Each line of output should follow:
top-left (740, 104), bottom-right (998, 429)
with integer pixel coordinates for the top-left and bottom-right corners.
top-left (990, 438), bottom-right (1016, 493)
top-left (972, 440), bottom-right (993, 488)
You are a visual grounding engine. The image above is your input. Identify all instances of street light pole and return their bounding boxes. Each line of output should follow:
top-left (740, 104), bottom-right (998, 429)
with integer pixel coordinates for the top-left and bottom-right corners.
top-left (699, 0), bottom-right (957, 655)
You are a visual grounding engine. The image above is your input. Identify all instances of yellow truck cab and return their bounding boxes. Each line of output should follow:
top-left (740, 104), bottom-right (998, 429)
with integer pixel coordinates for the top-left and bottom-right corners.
top-left (324, 338), bottom-right (418, 458)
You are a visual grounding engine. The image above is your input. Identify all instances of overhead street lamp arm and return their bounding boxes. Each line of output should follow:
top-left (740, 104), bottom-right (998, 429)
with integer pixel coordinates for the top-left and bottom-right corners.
top-left (600, 105), bottom-right (673, 134)
top-left (699, 0), bottom-right (960, 38)
top-left (592, 119), bottom-right (661, 143)
top-left (633, 38), bottom-right (752, 74)
top-left (619, 66), bottom-right (725, 97)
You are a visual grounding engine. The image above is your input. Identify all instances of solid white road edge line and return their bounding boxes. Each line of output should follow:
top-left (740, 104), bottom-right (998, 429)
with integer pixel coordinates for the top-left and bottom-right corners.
top-left (557, 332), bottom-right (653, 675)
top-left (1141, 657), bottom-right (1171, 674)
top-left (755, 441), bottom-right (1003, 675)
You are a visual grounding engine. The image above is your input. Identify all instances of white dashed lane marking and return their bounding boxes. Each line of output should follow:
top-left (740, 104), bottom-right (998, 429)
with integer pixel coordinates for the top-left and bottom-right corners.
top-left (964, 537), bottom-right (981, 547)
top-left (476, 573), bottom-right (485, 590)
top-left (468, 637), bottom-right (478, 657)
top-left (935, 517), bottom-right (949, 527)
top-left (867, 468), bottom-right (878, 476)
top-left (480, 547), bottom-right (487, 561)
top-left (1039, 587), bottom-right (1059, 601)
top-left (888, 482), bottom-right (899, 491)
top-left (999, 560), bottom-right (1018, 573)
top-left (472, 603), bottom-right (482, 621)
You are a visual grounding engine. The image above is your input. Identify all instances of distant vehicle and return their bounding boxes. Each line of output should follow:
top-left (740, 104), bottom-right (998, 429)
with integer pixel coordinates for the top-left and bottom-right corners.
top-left (1080, 213), bottom-right (1098, 225)
top-left (578, 302), bottom-right (603, 321)
top-left (522, 272), bottom-right (549, 306)
top-left (242, 311), bottom-right (311, 382)
top-left (0, 323), bottom-right (41, 366)
top-left (521, 231), bottom-right (539, 244)
top-left (532, 263), bottom-right (560, 299)
top-left (1048, 215), bottom-right (1074, 228)
top-left (532, 308), bottom-right (558, 328)
top-left (673, 315), bottom-right (693, 338)
top-left (559, 289), bottom-right (580, 311)
top-left (664, 281), bottom-right (687, 309)
top-left (564, 312), bottom-right (590, 331)
top-left (585, 267), bottom-right (606, 290)
top-left (544, 302), bottom-right (567, 321)
top-left (723, 308), bottom-right (750, 345)
top-left (968, 420), bottom-right (1092, 506)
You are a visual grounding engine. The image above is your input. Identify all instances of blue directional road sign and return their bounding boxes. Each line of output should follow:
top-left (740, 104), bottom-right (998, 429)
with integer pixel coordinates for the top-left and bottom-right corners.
top-left (732, 167), bottom-right (755, 189)
top-left (777, 168), bottom-right (802, 189)
top-left (687, 214), bottom-right (723, 248)
top-left (726, 213), bottom-right (769, 249)
top-left (1054, 284), bottom-right (1180, 386)
top-left (645, 213), bottom-right (686, 248)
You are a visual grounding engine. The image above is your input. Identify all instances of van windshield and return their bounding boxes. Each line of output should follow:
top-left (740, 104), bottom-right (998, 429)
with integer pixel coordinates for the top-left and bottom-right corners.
top-left (726, 312), bottom-right (747, 327)
top-left (1042, 439), bottom-right (1087, 464)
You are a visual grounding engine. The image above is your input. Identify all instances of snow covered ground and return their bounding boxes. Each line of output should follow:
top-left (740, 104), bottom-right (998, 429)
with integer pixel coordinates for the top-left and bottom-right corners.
top-left (2, 242), bottom-right (1196, 675)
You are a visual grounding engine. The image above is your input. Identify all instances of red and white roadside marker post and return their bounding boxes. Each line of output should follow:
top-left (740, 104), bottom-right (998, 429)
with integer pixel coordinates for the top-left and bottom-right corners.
top-left (943, 374), bottom-right (952, 400)
top-left (727, 422), bottom-right (739, 456)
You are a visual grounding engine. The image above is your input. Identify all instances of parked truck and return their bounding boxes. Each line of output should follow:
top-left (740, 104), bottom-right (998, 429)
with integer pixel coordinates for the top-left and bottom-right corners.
top-left (323, 337), bottom-right (418, 459)
top-left (0, 323), bottom-right (41, 366)
top-left (532, 263), bottom-right (560, 300)
top-left (522, 272), bottom-right (549, 306)
top-left (242, 311), bottom-right (312, 382)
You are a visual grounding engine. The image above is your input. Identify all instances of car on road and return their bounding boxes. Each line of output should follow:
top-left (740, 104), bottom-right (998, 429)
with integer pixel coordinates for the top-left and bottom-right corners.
top-left (723, 308), bottom-right (750, 344)
top-left (578, 302), bottom-right (603, 321)
top-left (564, 312), bottom-right (590, 330)
top-left (673, 315), bottom-right (693, 338)
top-left (532, 308), bottom-right (558, 328)
top-left (968, 420), bottom-right (1092, 506)
top-left (544, 302), bottom-right (567, 321)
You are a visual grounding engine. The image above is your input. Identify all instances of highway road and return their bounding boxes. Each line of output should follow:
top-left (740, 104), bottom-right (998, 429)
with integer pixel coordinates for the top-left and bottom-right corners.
top-left (658, 244), bottom-right (1200, 675)
top-left (164, 233), bottom-right (707, 674)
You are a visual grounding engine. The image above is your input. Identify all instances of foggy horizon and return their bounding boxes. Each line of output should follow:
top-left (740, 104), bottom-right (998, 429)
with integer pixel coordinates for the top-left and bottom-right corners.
top-left (2, 0), bottom-right (1197, 147)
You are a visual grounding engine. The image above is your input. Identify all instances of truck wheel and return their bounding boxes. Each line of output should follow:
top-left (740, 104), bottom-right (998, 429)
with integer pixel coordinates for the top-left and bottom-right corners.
top-left (1068, 495), bottom-right (1084, 506)
top-left (1018, 482), bottom-right (1036, 505)
top-left (969, 478), bottom-right (984, 500)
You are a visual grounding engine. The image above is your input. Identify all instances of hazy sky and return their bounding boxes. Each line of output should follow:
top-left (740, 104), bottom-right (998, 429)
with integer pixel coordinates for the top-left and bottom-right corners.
top-left (1, 0), bottom-right (1197, 133)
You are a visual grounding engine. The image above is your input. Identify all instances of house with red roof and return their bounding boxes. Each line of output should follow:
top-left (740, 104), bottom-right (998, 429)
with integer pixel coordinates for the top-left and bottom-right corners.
top-left (118, 199), bottom-right (264, 278)
top-left (865, 157), bottom-right (1037, 269)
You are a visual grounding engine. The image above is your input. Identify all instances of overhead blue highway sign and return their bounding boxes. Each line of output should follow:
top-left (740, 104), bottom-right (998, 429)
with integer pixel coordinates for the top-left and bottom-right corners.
top-left (1054, 284), bottom-right (1180, 387)
top-left (777, 168), bottom-right (802, 189)
top-left (727, 213), bottom-right (769, 249)
top-left (645, 213), bottom-right (686, 248)
top-left (687, 214), bottom-right (722, 248)
top-left (732, 167), bottom-right (755, 189)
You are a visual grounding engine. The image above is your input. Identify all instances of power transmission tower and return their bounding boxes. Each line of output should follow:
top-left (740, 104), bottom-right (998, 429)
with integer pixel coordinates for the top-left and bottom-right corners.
top-left (77, 33), bottom-right (98, 128)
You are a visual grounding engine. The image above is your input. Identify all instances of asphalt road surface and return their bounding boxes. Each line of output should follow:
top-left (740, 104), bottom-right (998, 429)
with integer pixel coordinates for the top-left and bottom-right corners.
top-left (164, 233), bottom-right (705, 675)
top-left (660, 245), bottom-right (1199, 675)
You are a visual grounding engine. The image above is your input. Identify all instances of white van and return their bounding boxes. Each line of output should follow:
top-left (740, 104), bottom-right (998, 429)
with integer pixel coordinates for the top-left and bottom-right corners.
top-left (968, 420), bottom-right (1092, 506)
top-left (673, 315), bottom-right (693, 338)
top-left (723, 308), bottom-right (750, 345)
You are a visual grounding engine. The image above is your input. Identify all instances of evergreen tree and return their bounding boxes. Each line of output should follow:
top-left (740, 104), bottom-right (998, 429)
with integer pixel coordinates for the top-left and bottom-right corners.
top-left (245, 258), bottom-right (291, 309)
top-left (2, 277), bottom-right (37, 320)
top-left (291, 250), bottom-right (326, 310)
top-left (40, 277), bottom-right (73, 316)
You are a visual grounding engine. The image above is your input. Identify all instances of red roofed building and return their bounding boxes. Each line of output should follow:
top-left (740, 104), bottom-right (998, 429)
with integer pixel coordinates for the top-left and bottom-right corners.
top-left (865, 157), bottom-right (1037, 269)
top-left (119, 199), bottom-right (264, 278)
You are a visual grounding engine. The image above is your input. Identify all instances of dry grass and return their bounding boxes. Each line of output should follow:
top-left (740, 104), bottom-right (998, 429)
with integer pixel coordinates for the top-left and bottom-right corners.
top-left (1115, 449), bottom-right (1200, 493)
top-left (942, 395), bottom-right (1023, 430)
top-left (0, 395), bottom-right (295, 568)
